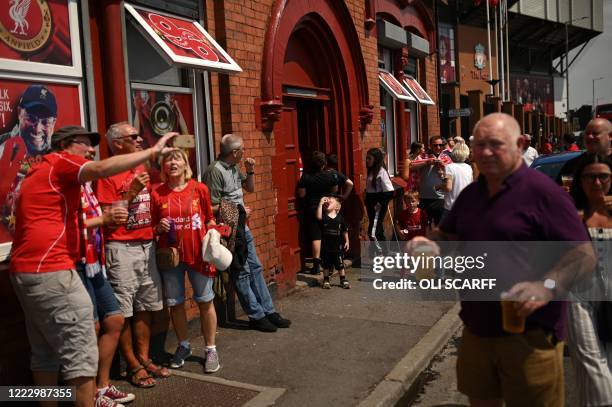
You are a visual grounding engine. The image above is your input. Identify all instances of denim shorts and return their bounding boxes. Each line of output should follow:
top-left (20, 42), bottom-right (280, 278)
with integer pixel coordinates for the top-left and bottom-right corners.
top-left (77, 264), bottom-right (122, 322)
top-left (160, 263), bottom-right (214, 306)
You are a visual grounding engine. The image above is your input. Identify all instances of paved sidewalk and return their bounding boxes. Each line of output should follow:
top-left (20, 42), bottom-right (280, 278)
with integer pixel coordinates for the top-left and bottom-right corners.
top-left (116, 267), bottom-right (456, 406)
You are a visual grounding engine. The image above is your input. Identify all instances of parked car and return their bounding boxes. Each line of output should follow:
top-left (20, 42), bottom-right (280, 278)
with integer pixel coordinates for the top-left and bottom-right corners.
top-left (530, 151), bottom-right (583, 180)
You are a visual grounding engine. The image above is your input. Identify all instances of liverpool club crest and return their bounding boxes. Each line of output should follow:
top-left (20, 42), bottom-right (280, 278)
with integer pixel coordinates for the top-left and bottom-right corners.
top-left (474, 43), bottom-right (487, 70)
top-left (0, 0), bottom-right (52, 53)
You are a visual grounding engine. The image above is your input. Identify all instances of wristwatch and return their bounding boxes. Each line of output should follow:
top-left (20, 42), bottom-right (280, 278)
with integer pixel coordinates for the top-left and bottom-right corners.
top-left (543, 278), bottom-right (557, 296)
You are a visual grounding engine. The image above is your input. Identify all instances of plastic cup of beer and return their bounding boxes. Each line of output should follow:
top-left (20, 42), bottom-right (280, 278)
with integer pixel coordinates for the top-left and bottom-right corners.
top-left (500, 299), bottom-right (526, 334)
top-left (561, 175), bottom-right (573, 192)
top-left (112, 200), bottom-right (128, 210)
top-left (414, 245), bottom-right (436, 281)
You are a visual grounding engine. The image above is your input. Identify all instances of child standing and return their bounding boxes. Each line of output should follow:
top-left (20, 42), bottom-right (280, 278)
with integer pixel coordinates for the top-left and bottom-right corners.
top-left (395, 191), bottom-right (428, 241)
top-left (316, 196), bottom-right (350, 289)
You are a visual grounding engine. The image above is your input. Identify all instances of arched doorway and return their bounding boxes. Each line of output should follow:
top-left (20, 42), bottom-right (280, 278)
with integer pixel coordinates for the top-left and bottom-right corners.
top-left (260, 0), bottom-right (371, 280)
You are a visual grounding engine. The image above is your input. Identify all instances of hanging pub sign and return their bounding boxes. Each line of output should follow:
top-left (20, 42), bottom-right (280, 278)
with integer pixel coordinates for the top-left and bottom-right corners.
top-left (403, 76), bottom-right (435, 105)
top-left (0, 76), bottom-right (83, 244)
top-left (125, 3), bottom-right (242, 74)
top-left (379, 70), bottom-right (415, 102)
top-left (0, 0), bottom-right (82, 77)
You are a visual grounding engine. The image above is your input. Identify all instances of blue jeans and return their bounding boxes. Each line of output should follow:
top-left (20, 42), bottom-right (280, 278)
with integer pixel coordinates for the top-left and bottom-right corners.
top-left (231, 227), bottom-right (276, 320)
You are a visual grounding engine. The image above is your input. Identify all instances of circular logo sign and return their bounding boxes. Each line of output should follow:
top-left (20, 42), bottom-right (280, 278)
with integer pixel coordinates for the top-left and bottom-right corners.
top-left (151, 101), bottom-right (176, 136)
top-left (0, 0), bottom-right (52, 54)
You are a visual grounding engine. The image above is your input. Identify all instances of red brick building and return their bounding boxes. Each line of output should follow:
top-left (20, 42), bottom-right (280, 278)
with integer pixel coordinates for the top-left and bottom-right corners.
top-left (0, 0), bottom-right (438, 383)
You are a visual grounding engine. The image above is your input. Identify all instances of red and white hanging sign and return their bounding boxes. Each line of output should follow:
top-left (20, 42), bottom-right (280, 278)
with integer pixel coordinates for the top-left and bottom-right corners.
top-left (125, 3), bottom-right (242, 74)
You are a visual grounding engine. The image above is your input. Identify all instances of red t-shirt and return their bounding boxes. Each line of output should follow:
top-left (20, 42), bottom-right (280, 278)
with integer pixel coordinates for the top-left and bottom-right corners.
top-left (96, 165), bottom-right (154, 241)
top-left (397, 208), bottom-right (428, 241)
top-left (10, 152), bottom-right (89, 273)
top-left (567, 144), bottom-right (580, 152)
top-left (151, 179), bottom-right (216, 276)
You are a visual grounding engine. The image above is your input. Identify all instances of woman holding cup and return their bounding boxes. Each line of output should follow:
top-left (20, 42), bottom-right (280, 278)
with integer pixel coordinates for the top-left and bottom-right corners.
top-left (567, 152), bottom-right (612, 406)
top-left (150, 149), bottom-right (220, 373)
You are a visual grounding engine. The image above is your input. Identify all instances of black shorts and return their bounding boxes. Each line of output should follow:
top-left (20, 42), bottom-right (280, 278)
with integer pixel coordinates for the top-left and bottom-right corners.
top-left (321, 252), bottom-right (344, 270)
top-left (303, 212), bottom-right (323, 241)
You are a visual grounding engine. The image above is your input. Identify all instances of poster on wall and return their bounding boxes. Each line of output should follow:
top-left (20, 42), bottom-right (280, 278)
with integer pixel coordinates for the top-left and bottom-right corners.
top-left (131, 88), bottom-right (196, 183)
top-left (0, 77), bottom-right (83, 244)
top-left (510, 74), bottom-right (554, 115)
top-left (0, 0), bottom-right (81, 77)
top-left (439, 23), bottom-right (456, 84)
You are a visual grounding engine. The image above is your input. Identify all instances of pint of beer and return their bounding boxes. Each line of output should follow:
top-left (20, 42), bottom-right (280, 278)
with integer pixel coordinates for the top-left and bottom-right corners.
top-left (500, 301), bottom-right (526, 334)
top-left (561, 175), bottom-right (573, 193)
top-left (414, 245), bottom-right (436, 281)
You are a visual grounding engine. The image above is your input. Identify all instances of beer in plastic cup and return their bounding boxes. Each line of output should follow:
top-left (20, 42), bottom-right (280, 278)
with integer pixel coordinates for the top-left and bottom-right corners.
top-left (561, 175), bottom-right (573, 192)
top-left (112, 200), bottom-right (128, 210)
top-left (414, 245), bottom-right (436, 281)
top-left (501, 300), bottom-right (526, 334)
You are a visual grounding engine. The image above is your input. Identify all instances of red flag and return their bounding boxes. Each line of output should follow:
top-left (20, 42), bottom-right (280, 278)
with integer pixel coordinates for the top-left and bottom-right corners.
top-left (489, 0), bottom-right (499, 6)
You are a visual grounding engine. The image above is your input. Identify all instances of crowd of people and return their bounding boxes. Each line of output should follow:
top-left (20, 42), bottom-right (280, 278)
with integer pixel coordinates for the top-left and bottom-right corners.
top-left (6, 108), bottom-right (612, 407)
top-left (8, 125), bottom-right (290, 407)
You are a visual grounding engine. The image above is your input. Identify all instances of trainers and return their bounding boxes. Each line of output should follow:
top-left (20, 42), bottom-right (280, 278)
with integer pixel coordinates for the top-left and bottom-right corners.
top-left (204, 349), bottom-right (221, 373)
top-left (341, 280), bottom-right (351, 289)
top-left (267, 312), bottom-right (291, 328)
top-left (170, 344), bottom-right (192, 368)
top-left (95, 391), bottom-right (124, 407)
top-left (322, 281), bottom-right (331, 289)
top-left (103, 385), bottom-right (135, 404)
top-left (249, 316), bottom-right (278, 332)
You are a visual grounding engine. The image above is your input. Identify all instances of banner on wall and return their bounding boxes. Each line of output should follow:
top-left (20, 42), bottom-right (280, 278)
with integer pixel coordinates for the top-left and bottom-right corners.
top-left (131, 88), bottom-right (196, 182)
top-left (0, 78), bottom-right (82, 244)
top-left (439, 23), bottom-right (456, 84)
top-left (510, 74), bottom-right (554, 115)
top-left (0, 0), bottom-right (73, 67)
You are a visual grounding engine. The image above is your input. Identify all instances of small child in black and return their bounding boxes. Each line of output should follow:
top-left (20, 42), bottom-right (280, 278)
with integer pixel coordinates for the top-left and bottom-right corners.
top-left (316, 196), bottom-right (350, 289)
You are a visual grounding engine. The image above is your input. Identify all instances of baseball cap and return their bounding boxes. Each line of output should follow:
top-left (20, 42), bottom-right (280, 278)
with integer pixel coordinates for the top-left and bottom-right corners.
top-left (51, 125), bottom-right (100, 149)
top-left (19, 85), bottom-right (57, 117)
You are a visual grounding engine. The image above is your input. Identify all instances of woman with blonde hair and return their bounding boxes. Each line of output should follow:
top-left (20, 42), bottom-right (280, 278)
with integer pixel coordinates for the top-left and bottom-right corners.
top-left (151, 149), bottom-right (220, 373)
top-left (436, 142), bottom-right (473, 219)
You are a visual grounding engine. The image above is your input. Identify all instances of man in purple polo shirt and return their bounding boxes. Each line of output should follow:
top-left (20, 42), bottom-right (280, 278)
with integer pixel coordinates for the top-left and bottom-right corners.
top-left (412, 113), bottom-right (595, 406)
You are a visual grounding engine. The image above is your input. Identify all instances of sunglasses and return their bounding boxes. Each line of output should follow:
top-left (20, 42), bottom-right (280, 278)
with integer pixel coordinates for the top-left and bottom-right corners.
top-left (115, 133), bottom-right (140, 141)
top-left (432, 144), bottom-right (445, 147)
top-left (581, 173), bottom-right (612, 183)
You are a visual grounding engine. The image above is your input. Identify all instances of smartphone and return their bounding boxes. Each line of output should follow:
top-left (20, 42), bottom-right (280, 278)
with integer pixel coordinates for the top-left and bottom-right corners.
top-left (173, 134), bottom-right (195, 149)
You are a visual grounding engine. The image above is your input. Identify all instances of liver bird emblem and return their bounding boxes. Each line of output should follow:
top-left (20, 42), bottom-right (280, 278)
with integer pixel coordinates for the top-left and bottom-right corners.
top-left (9, 0), bottom-right (32, 36)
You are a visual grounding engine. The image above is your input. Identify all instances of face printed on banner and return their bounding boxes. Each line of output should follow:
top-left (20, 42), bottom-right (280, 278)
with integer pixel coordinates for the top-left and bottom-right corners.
top-left (16, 85), bottom-right (57, 155)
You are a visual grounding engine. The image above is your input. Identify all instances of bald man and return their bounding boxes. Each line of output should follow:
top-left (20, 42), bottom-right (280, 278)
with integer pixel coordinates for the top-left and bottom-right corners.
top-left (410, 113), bottom-right (593, 406)
top-left (559, 118), bottom-right (612, 183)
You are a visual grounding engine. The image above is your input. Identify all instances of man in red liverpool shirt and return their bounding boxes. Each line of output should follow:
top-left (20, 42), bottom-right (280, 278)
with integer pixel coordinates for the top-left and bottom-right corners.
top-left (9, 125), bottom-right (175, 407)
top-left (96, 122), bottom-right (170, 387)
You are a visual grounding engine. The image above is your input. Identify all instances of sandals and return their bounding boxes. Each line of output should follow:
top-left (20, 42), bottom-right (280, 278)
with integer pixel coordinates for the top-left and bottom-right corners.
top-left (142, 358), bottom-right (171, 379)
top-left (128, 366), bottom-right (155, 388)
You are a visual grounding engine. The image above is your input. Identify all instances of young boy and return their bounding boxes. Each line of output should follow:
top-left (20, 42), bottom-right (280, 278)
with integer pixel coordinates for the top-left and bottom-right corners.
top-left (316, 196), bottom-right (350, 289)
top-left (395, 191), bottom-right (428, 241)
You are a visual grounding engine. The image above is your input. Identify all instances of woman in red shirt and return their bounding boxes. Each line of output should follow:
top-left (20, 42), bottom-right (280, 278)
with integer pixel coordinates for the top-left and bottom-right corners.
top-left (151, 149), bottom-right (220, 373)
